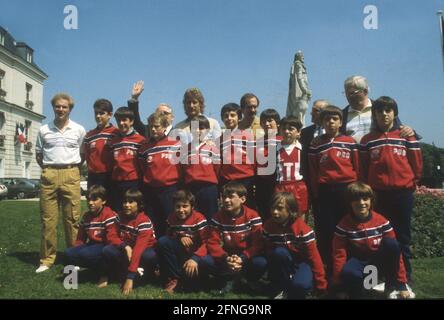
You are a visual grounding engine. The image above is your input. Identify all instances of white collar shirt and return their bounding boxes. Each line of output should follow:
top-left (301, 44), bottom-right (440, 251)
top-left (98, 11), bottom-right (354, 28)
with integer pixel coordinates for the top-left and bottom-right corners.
top-left (35, 119), bottom-right (86, 165)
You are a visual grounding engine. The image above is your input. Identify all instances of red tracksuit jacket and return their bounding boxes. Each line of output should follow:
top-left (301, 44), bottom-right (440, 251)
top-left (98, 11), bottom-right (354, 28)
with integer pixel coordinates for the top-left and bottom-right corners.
top-left (263, 217), bottom-right (327, 290)
top-left (308, 134), bottom-right (360, 197)
top-left (109, 130), bottom-right (146, 181)
top-left (360, 129), bottom-right (422, 190)
top-left (75, 206), bottom-right (120, 246)
top-left (116, 211), bottom-right (157, 274)
top-left (166, 210), bottom-right (209, 258)
top-left (138, 135), bottom-right (181, 187)
top-left (83, 125), bottom-right (119, 174)
top-left (181, 141), bottom-right (220, 185)
top-left (219, 129), bottom-right (256, 181)
top-left (332, 210), bottom-right (407, 285)
top-left (207, 205), bottom-right (263, 260)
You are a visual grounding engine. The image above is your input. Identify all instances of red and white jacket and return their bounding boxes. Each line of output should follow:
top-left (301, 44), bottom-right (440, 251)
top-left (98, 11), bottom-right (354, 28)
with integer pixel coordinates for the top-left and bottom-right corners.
top-left (83, 125), bottom-right (119, 174)
top-left (332, 210), bottom-right (407, 285)
top-left (263, 217), bottom-right (327, 290)
top-left (138, 135), bottom-right (181, 187)
top-left (116, 211), bottom-right (157, 274)
top-left (75, 206), bottom-right (120, 246)
top-left (360, 129), bottom-right (422, 190)
top-left (166, 210), bottom-right (209, 258)
top-left (109, 130), bottom-right (146, 181)
top-left (308, 134), bottom-right (359, 197)
top-left (181, 141), bottom-right (220, 185)
top-left (207, 205), bottom-right (263, 261)
top-left (219, 129), bottom-right (256, 181)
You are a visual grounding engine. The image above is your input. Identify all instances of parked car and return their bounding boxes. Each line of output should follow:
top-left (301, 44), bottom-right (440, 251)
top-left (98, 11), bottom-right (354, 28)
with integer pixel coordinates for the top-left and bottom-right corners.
top-left (0, 178), bottom-right (39, 199)
top-left (29, 179), bottom-right (41, 188)
top-left (0, 184), bottom-right (8, 200)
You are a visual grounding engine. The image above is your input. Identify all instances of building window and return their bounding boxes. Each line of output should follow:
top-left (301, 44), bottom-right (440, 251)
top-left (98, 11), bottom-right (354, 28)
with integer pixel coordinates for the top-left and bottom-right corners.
top-left (0, 112), bottom-right (5, 130)
top-left (24, 161), bottom-right (31, 179)
top-left (25, 83), bottom-right (33, 109)
top-left (0, 112), bottom-right (5, 146)
top-left (0, 159), bottom-right (4, 178)
top-left (0, 32), bottom-right (4, 46)
top-left (26, 83), bottom-right (32, 101)
top-left (0, 70), bottom-right (5, 100)
top-left (25, 120), bottom-right (31, 142)
top-left (26, 51), bottom-right (33, 63)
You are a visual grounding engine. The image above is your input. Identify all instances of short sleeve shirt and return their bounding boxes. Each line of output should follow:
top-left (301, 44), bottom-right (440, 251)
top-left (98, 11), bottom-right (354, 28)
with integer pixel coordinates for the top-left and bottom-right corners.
top-left (35, 119), bottom-right (86, 165)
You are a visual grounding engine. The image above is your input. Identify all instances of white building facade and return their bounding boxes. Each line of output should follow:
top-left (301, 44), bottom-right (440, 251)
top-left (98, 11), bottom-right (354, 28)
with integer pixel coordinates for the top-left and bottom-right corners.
top-left (0, 26), bottom-right (47, 179)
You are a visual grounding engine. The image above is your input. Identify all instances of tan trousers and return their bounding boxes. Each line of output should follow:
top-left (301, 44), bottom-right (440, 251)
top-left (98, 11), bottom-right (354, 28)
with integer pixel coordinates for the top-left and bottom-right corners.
top-left (39, 167), bottom-right (81, 267)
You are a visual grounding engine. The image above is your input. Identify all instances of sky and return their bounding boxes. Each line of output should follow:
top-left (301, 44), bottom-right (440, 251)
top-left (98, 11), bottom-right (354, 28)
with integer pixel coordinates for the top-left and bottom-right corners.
top-left (1, 0), bottom-right (444, 146)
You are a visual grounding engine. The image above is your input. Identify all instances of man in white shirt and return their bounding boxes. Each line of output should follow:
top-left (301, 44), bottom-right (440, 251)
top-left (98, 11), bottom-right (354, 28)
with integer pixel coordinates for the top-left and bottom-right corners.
top-left (35, 93), bottom-right (86, 273)
top-left (174, 88), bottom-right (221, 143)
top-left (341, 75), bottom-right (415, 143)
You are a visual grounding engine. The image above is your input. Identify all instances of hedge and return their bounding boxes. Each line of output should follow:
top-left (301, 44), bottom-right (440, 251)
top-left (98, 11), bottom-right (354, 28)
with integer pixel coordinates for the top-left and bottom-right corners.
top-left (412, 194), bottom-right (444, 258)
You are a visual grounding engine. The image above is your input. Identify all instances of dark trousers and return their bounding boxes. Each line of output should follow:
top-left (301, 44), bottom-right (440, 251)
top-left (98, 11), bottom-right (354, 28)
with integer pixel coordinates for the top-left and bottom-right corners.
top-left (340, 237), bottom-right (405, 297)
top-left (186, 182), bottom-right (219, 220)
top-left (64, 243), bottom-right (105, 271)
top-left (315, 183), bottom-right (349, 275)
top-left (109, 180), bottom-right (141, 212)
top-left (374, 189), bottom-right (414, 281)
top-left (268, 247), bottom-right (313, 299)
top-left (157, 236), bottom-right (201, 280)
top-left (255, 177), bottom-right (276, 220)
top-left (199, 254), bottom-right (267, 283)
top-left (87, 172), bottom-right (112, 193)
top-left (219, 177), bottom-right (256, 210)
top-left (143, 184), bottom-right (178, 237)
top-left (102, 244), bottom-right (158, 279)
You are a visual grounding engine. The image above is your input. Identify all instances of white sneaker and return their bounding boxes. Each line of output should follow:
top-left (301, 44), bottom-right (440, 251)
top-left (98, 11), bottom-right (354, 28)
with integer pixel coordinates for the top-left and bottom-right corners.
top-left (372, 282), bottom-right (385, 292)
top-left (35, 265), bottom-right (50, 273)
top-left (388, 284), bottom-right (416, 299)
top-left (405, 284), bottom-right (416, 299)
top-left (274, 291), bottom-right (288, 299)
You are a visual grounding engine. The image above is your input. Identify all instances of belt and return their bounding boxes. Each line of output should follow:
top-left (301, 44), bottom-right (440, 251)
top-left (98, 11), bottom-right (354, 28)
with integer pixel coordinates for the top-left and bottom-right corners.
top-left (43, 164), bottom-right (79, 169)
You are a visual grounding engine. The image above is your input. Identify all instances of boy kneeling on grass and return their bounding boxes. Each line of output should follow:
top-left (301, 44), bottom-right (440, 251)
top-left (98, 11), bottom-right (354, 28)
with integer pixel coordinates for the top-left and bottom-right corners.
top-left (331, 182), bottom-right (414, 299)
top-left (200, 181), bottom-right (267, 295)
top-left (263, 192), bottom-right (327, 299)
top-left (156, 189), bottom-right (210, 294)
top-left (99, 189), bottom-right (158, 295)
top-left (64, 185), bottom-right (121, 277)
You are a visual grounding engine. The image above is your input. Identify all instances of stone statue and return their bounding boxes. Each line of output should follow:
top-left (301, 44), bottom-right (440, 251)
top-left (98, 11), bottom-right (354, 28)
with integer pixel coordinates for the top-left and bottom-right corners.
top-left (286, 50), bottom-right (312, 126)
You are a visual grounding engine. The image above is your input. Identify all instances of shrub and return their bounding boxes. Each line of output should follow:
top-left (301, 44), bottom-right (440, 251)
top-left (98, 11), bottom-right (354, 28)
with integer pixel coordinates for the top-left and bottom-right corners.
top-left (412, 194), bottom-right (444, 258)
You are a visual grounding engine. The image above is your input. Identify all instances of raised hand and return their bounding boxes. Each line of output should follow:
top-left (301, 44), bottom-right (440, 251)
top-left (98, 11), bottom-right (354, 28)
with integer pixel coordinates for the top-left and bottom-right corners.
top-left (131, 80), bottom-right (144, 99)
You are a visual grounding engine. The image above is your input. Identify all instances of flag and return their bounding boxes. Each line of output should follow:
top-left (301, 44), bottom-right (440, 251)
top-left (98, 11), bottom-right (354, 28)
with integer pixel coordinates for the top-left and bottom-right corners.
top-left (439, 12), bottom-right (444, 71)
top-left (15, 123), bottom-right (27, 144)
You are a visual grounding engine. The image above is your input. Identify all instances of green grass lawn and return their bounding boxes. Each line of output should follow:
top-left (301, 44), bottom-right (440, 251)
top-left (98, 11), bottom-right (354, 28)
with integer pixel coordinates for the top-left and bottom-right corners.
top-left (1, 200), bottom-right (443, 299)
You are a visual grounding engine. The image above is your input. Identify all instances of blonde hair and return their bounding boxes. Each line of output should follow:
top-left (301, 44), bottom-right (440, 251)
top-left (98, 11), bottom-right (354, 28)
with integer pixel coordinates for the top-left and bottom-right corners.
top-left (51, 93), bottom-right (74, 109)
top-left (183, 88), bottom-right (205, 113)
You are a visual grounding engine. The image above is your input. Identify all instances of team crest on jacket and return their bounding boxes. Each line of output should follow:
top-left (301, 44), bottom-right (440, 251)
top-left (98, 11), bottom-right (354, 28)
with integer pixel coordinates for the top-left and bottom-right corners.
top-left (320, 154), bottom-right (329, 163)
top-left (147, 155), bottom-right (153, 163)
top-left (370, 148), bottom-right (381, 159)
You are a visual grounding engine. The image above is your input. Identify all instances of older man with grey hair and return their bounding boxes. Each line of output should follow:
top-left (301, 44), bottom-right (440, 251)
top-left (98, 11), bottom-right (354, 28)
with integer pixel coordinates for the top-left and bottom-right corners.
top-left (341, 75), bottom-right (414, 142)
top-left (127, 80), bottom-right (175, 137)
